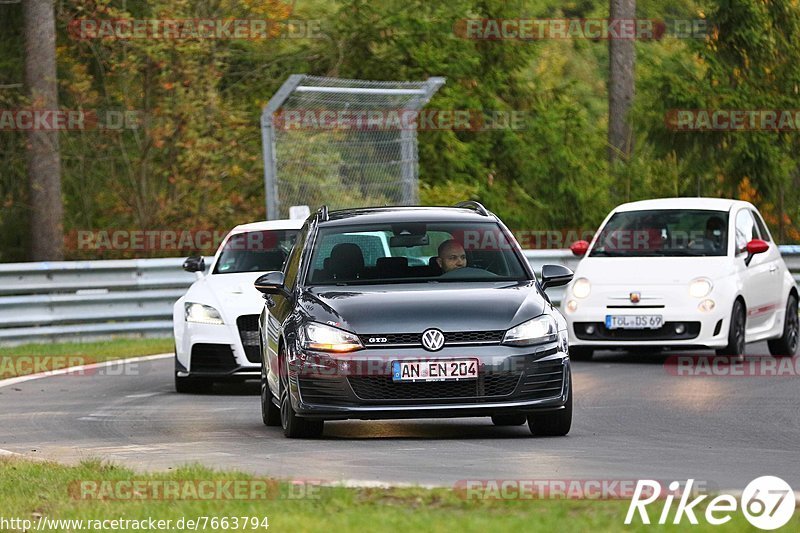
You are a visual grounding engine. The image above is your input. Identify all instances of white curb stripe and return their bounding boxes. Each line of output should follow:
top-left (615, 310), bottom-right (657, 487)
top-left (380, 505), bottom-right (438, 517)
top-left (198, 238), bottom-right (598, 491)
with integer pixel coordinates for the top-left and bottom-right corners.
top-left (0, 352), bottom-right (172, 459)
top-left (0, 352), bottom-right (172, 389)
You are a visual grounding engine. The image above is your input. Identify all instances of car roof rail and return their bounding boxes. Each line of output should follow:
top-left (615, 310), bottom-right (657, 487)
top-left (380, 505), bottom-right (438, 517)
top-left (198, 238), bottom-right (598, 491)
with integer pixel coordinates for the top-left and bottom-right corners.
top-left (454, 200), bottom-right (489, 216)
top-left (316, 205), bottom-right (329, 222)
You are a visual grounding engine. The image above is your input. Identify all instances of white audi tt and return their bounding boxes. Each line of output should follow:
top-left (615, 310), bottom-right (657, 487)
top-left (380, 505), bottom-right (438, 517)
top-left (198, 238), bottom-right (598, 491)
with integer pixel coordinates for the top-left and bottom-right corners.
top-left (173, 219), bottom-right (303, 392)
top-left (562, 198), bottom-right (798, 359)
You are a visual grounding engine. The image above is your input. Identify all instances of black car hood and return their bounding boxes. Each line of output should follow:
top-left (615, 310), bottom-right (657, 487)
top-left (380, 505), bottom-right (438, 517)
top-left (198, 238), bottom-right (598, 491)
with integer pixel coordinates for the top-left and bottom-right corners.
top-left (300, 281), bottom-right (547, 334)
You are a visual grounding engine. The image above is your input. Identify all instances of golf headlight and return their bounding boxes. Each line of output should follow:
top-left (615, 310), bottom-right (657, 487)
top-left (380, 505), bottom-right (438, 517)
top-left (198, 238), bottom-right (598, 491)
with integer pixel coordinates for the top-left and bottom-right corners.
top-left (301, 322), bottom-right (364, 353)
top-left (689, 278), bottom-right (712, 298)
top-left (572, 278), bottom-right (591, 299)
top-left (184, 302), bottom-right (224, 325)
top-left (503, 315), bottom-right (558, 346)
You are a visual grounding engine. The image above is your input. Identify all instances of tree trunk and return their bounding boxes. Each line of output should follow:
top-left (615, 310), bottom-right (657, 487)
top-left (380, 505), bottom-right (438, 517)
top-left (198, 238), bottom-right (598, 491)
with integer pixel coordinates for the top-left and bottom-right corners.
top-left (24, 0), bottom-right (63, 261)
top-left (608, 0), bottom-right (636, 164)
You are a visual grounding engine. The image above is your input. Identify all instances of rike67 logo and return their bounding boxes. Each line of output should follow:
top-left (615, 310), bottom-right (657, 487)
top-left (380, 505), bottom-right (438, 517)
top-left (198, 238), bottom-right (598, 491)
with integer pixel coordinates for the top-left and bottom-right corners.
top-left (626, 477), bottom-right (796, 530)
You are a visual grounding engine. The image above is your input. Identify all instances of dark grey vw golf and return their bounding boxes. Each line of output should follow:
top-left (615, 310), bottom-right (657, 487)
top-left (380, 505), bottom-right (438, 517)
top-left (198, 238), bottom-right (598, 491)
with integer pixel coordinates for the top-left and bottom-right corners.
top-left (255, 202), bottom-right (574, 438)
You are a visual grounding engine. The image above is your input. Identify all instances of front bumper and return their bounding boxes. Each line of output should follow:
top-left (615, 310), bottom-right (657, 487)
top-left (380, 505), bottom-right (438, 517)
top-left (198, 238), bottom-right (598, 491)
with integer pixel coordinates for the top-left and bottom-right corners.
top-left (177, 318), bottom-right (262, 378)
top-left (285, 341), bottom-right (570, 420)
top-left (565, 301), bottom-right (731, 349)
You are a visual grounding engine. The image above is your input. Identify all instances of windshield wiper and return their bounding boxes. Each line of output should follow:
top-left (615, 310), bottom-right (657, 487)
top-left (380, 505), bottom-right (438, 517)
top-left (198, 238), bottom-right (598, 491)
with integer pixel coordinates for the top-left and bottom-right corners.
top-left (660, 250), bottom-right (705, 256)
top-left (589, 250), bottom-right (634, 257)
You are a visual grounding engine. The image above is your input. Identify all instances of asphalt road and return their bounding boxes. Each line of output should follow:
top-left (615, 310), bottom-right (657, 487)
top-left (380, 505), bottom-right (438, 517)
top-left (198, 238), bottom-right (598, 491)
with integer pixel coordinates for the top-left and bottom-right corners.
top-left (1, 343), bottom-right (798, 491)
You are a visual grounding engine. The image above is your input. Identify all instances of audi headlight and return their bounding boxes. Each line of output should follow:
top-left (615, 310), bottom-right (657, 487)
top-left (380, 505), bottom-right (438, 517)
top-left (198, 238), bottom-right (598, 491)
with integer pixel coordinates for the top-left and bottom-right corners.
top-left (301, 322), bottom-right (364, 353)
top-left (689, 278), bottom-right (712, 298)
top-left (572, 278), bottom-right (591, 299)
top-left (503, 315), bottom-right (558, 346)
top-left (184, 302), bottom-right (224, 325)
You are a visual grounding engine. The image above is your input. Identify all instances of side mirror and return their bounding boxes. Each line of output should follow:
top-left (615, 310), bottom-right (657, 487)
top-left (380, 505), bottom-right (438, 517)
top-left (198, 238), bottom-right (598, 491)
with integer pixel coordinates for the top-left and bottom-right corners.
top-left (746, 239), bottom-right (769, 255)
top-left (744, 239), bottom-right (769, 266)
top-left (254, 271), bottom-right (286, 296)
top-left (182, 256), bottom-right (205, 273)
top-left (570, 240), bottom-right (589, 257)
top-left (541, 264), bottom-right (574, 291)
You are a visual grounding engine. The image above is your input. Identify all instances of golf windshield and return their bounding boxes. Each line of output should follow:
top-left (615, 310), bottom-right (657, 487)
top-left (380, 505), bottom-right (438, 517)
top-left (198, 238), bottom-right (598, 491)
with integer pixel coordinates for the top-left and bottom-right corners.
top-left (307, 222), bottom-right (529, 285)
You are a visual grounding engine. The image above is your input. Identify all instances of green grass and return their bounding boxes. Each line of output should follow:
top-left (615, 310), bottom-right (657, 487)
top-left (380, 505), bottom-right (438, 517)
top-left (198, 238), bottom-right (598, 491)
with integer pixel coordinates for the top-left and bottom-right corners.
top-left (0, 338), bottom-right (173, 379)
top-left (0, 457), bottom-right (794, 532)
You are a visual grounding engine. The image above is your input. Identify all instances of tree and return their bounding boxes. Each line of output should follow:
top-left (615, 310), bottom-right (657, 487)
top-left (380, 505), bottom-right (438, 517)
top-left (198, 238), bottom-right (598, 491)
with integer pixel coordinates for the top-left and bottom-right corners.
top-left (24, 0), bottom-right (63, 260)
top-left (608, 0), bottom-right (636, 163)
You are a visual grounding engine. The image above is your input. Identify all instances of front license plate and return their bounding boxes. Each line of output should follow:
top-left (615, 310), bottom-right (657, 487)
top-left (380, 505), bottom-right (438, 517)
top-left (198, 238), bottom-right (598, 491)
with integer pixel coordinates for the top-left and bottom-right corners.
top-left (392, 359), bottom-right (478, 382)
top-left (605, 314), bottom-right (663, 330)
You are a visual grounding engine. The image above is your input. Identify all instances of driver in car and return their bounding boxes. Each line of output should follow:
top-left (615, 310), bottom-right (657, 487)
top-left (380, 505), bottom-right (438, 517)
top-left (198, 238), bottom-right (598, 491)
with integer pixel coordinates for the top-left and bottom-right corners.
top-left (690, 216), bottom-right (726, 252)
top-left (437, 239), bottom-right (467, 273)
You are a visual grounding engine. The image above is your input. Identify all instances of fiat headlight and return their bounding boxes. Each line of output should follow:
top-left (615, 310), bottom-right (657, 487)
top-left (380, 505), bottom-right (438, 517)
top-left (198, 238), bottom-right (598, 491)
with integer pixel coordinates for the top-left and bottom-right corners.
top-left (301, 322), bottom-right (364, 353)
top-left (503, 315), bottom-right (558, 346)
top-left (689, 278), bottom-right (713, 298)
top-left (184, 302), bottom-right (224, 325)
top-left (572, 278), bottom-right (591, 299)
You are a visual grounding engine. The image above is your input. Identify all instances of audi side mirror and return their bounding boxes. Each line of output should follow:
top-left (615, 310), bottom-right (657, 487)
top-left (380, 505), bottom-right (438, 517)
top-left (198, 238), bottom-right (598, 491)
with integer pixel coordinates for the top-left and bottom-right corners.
top-left (182, 256), bottom-right (205, 273)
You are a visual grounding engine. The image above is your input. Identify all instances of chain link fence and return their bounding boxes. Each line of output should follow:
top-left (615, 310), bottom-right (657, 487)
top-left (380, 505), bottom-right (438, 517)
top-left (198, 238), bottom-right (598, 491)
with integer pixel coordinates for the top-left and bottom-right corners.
top-left (260, 75), bottom-right (444, 219)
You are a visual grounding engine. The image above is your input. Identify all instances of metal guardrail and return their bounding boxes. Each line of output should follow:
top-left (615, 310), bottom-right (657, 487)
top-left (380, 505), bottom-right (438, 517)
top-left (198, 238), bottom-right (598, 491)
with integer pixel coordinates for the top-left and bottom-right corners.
top-left (0, 249), bottom-right (798, 345)
top-left (0, 258), bottom-right (210, 345)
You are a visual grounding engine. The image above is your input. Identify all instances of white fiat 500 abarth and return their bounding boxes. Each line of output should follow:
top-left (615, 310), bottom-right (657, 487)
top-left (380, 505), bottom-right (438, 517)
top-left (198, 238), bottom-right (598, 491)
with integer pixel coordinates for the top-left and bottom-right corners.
top-left (563, 198), bottom-right (798, 359)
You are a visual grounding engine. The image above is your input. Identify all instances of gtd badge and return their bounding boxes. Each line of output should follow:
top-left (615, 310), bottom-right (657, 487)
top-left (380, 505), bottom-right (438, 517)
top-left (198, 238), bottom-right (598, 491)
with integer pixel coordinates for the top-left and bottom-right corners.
top-left (368, 337), bottom-right (388, 343)
top-left (421, 329), bottom-right (445, 351)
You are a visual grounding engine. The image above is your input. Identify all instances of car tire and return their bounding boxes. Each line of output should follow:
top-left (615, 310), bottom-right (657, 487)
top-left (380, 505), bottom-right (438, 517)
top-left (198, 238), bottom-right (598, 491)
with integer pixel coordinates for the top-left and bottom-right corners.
top-left (716, 300), bottom-right (746, 356)
top-left (279, 349), bottom-right (324, 438)
top-left (527, 374), bottom-right (572, 437)
top-left (261, 364), bottom-right (281, 426)
top-left (491, 414), bottom-right (527, 426)
top-left (570, 347), bottom-right (593, 361)
top-left (768, 293), bottom-right (799, 357)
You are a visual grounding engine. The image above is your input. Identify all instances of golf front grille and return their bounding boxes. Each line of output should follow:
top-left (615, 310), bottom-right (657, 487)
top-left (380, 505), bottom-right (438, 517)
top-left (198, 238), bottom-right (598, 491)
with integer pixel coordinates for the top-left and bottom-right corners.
top-left (519, 355), bottom-right (565, 400)
top-left (347, 373), bottom-right (520, 401)
top-left (359, 330), bottom-right (504, 348)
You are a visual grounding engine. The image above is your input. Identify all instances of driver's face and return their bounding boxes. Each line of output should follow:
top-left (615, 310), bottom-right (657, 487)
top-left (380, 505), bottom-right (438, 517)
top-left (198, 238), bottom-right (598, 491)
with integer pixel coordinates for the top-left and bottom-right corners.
top-left (437, 244), bottom-right (466, 273)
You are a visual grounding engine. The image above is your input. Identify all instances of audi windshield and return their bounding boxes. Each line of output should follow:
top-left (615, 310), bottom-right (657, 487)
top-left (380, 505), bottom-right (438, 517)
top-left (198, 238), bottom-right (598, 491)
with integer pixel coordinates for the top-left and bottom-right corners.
top-left (214, 230), bottom-right (298, 274)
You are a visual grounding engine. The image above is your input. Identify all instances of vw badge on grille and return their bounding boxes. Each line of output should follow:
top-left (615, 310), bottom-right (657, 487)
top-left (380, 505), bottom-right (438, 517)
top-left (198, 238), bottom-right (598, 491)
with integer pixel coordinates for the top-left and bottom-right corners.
top-left (421, 329), bottom-right (445, 351)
